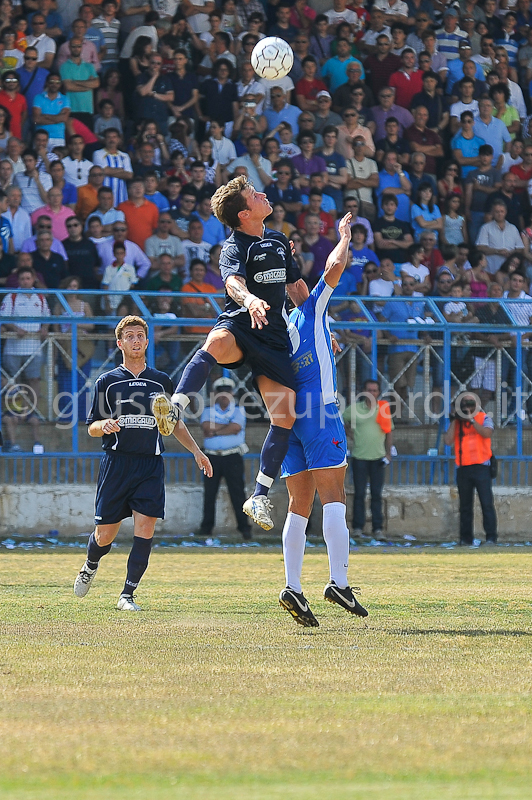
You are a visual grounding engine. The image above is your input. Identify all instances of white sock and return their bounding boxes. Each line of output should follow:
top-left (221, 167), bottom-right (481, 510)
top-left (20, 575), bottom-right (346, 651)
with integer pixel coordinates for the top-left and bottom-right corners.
top-left (323, 502), bottom-right (349, 589)
top-left (282, 512), bottom-right (308, 593)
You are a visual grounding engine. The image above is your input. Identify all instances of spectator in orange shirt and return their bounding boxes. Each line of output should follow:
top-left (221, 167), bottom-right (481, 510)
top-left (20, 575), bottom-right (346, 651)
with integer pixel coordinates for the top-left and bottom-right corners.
top-left (117, 178), bottom-right (159, 250)
top-left (75, 165), bottom-right (105, 221)
top-left (181, 259), bottom-right (218, 335)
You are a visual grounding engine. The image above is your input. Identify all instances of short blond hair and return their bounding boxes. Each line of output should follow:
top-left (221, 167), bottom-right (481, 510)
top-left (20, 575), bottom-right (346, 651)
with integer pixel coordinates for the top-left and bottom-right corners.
top-left (115, 315), bottom-right (148, 340)
top-left (211, 174), bottom-right (250, 228)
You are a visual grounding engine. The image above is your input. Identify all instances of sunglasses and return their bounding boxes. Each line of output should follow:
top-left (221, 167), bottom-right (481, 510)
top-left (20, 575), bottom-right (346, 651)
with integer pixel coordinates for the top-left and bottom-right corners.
top-left (24, 56), bottom-right (37, 61)
top-left (113, 227), bottom-right (127, 232)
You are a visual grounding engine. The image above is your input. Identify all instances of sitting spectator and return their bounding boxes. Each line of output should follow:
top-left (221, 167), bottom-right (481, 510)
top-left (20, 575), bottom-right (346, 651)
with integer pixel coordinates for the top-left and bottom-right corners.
top-left (408, 152), bottom-right (437, 198)
top-left (230, 135), bottom-right (273, 191)
top-left (62, 215), bottom-right (101, 291)
top-left (265, 159), bottom-right (302, 224)
top-left (297, 189), bottom-right (335, 239)
top-left (144, 172), bottom-right (170, 214)
top-left (315, 125), bottom-right (347, 208)
top-left (268, 202), bottom-right (296, 238)
top-left (193, 196), bottom-right (226, 246)
top-left (476, 199), bottom-right (524, 274)
top-left (101, 240), bottom-right (138, 314)
top-left (349, 223), bottom-right (379, 286)
top-left (313, 90), bottom-right (342, 135)
top-left (97, 220), bottom-right (151, 281)
top-left (442, 193), bottom-right (468, 246)
top-left (94, 98), bottom-right (123, 139)
top-left (31, 186), bottom-right (73, 241)
top-left (376, 150), bottom-right (412, 222)
top-left (182, 219), bottom-right (212, 279)
top-left (184, 160), bottom-right (218, 203)
top-left (14, 147), bottom-right (52, 214)
top-left (345, 136), bottom-right (379, 221)
top-left (75, 165), bottom-right (105, 222)
top-left (302, 212), bottom-right (334, 286)
top-left (181, 258), bottom-right (218, 334)
top-left (464, 251), bottom-right (491, 298)
top-left (117, 177), bottom-right (159, 250)
top-left (421, 231), bottom-right (444, 282)
top-left (375, 116), bottom-right (410, 168)
top-left (83, 184), bottom-right (124, 235)
top-left (389, 48), bottom-right (423, 109)
top-left (145, 212), bottom-right (185, 272)
top-left (4, 185), bottom-right (31, 252)
top-left (400, 242), bottom-right (431, 293)
top-left (147, 252), bottom-right (183, 292)
top-left (49, 159), bottom-right (77, 209)
top-left (0, 264), bottom-right (49, 452)
top-left (170, 188), bottom-right (198, 240)
top-left (62, 134), bottom-right (93, 188)
top-left (404, 105), bottom-right (443, 179)
top-left (295, 56), bottom-right (327, 112)
top-left (410, 181), bottom-right (443, 243)
top-left (368, 85), bottom-right (414, 141)
top-left (336, 105), bottom-right (375, 160)
top-left (21, 215), bottom-right (68, 259)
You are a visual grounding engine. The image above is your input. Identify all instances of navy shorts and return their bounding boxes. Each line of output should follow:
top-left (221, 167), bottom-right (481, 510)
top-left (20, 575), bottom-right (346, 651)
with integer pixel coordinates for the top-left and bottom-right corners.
top-left (281, 404), bottom-right (347, 478)
top-left (94, 452), bottom-right (165, 526)
top-left (213, 319), bottom-right (296, 392)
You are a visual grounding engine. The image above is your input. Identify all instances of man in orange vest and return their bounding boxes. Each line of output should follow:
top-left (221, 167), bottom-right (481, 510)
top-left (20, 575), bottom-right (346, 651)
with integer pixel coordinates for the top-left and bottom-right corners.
top-left (444, 392), bottom-right (497, 546)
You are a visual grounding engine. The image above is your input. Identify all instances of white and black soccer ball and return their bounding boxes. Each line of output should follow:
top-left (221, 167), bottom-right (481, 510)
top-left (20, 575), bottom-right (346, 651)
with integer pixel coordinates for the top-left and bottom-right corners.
top-left (251, 37), bottom-right (294, 81)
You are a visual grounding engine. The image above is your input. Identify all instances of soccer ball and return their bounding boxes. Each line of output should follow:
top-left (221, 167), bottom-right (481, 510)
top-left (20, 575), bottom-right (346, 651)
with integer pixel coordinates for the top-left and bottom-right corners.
top-left (251, 37), bottom-right (294, 81)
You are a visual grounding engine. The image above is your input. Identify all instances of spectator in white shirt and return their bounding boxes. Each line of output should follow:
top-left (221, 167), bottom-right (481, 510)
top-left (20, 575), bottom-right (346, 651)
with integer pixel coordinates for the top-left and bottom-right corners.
top-left (4, 185), bottom-right (31, 252)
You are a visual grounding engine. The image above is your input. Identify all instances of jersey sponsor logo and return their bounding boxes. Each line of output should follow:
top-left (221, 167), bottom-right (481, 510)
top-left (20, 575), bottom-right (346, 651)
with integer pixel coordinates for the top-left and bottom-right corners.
top-left (276, 247), bottom-right (285, 257)
top-left (292, 349), bottom-right (314, 374)
top-left (129, 382), bottom-right (147, 387)
top-left (117, 414), bottom-right (157, 429)
top-left (254, 253), bottom-right (267, 261)
top-left (332, 438), bottom-right (343, 449)
top-left (254, 268), bottom-right (286, 284)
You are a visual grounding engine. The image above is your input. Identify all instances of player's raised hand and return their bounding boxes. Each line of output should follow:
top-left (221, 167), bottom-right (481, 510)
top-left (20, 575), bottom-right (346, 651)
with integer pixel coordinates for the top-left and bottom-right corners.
top-left (248, 298), bottom-right (270, 330)
top-left (195, 450), bottom-right (213, 477)
top-left (338, 213), bottom-right (352, 240)
top-left (101, 418), bottom-right (120, 434)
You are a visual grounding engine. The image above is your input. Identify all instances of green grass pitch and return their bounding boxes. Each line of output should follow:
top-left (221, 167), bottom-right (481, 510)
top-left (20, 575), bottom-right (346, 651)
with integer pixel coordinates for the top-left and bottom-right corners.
top-left (1, 549), bottom-right (531, 800)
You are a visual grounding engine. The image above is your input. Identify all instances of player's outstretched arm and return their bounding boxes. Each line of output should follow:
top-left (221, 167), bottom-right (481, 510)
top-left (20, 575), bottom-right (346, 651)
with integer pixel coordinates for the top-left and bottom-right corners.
top-left (323, 213), bottom-right (352, 289)
top-left (173, 420), bottom-right (213, 477)
top-left (226, 275), bottom-right (270, 330)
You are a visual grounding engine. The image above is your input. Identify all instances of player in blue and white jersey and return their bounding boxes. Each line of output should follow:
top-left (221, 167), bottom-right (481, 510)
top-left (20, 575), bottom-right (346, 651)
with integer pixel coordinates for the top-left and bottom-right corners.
top-left (278, 213), bottom-right (369, 627)
top-left (152, 175), bottom-right (309, 531)
top-left (73, 315), bottom-right (212, 612)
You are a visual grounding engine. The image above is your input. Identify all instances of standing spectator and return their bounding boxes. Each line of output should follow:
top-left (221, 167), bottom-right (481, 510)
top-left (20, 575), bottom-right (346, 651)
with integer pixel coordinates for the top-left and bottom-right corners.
top-left (15, 47), bottom-right (48, 118)
top-left (302, 213), bottom-right (334, 285)
top-left (168, 48), bottom-right (200, 125)
top-left (389, 48), bottom-right (424, 109)
top-left (464, 143), bottom-right (501, 242)
top-left (194, 196), bottom-right (226, 246)
top-left (92, 0), bottom-right (121, 72)
top-left (0, 264), bottom-right (49, 452)
top-left (376, 150), bottom-right (411, 222)
top-left (98, 221), bottom-right (151, 281)
top-left (31, 186), bottom-right (73, 241)
top-left (451, 110), bottom-right (485, 178)
top-left (364, 34), bottom-right (402, 98)
top-left (446, 40), bottom-right (486, 96)
top-left (444, 393), bottom-right (497, 546)
top-left (62, 215), bottom-right (101, 290)
top-left (75, 165), bottom-right (105, 223)
top-left (263, 86), bottom-right (301, 137)
top-left (449, 77), bottom-right (479, 135)
top-left (291, 131), bottom-right (327, 188)
top-left (336, 105), bottom-right (375, 160)
top-left (56, 20), bottom-right (101, 73)
top-left (343, 378), bottom-right (393, 537)
top-left (408, 152), bottom-right (437, 198)
top-left (473, 97), bottom-right (511, 168)
top-left (21, 216), bottom-right (69, 262)
top-left (31, 228), bottom-right (68, 287)
top-left (4, 185), bottom-right (31, 252)
top-left (295, 56), bottom-right (327, 112)
top-left (411, 70), bottom-right (450, 133)
top-left (199, 60), bottom-right (239, 131)
top-left (182, 219), bottom-right (212, 277)
top-left (59, 39), bottom-right (99, 130)
top-left (84, 186), bottom-right (125, 236)
top-left (32, 72), bottom-right (70, 148)
top-left (475, 199), bottom-right (524, 274)
top-left (230, 135), bottom-right (272, 191)
top-left (95, 68), bottom-right (125, 123)
top-left (322, 38), bottom-right (360, 94)
top-left (92, 128), bottom-right (134, 206)
top-left (62, 134), bottom-right (93, 188)
top-left (404, 106), bottom-right (443, 179)
top-left (13, 148), bottom-right (51, 214)
top-left (313, 90), bottom-right (342, 135)
top-left (101, 241), bottom-right (138, 315)
top-left (135, 51), bottom-right (174, 136)
top-left (117, 178), bottom-right (159, 251)
top-left (199, 376), bottom-right (251, 540)
top-left (0, 71), bottom-right (26, 140)
top-left (331, 61), bottom-right (373, 114)
top-left (345, 136), bottom-right (379, 221)
top-left (410, 181), bottom-right (443, 242)
top-left (49, 160), bottom-right (77, 209)
top-left (360, 8), bottom-right (391, 58)
top-left (316, 125), bottom-right (347, 208)
top-left (373, 192), bottom-right (413, 261)
top-left (25, 13), bottom-right (56, 70)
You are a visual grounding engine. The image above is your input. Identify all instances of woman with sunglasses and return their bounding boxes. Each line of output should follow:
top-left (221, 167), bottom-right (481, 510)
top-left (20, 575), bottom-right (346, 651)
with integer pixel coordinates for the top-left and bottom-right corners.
top-left (0, 104), bottom-right (11, 154)
top-left (437, 161), bottom-right (463, 205)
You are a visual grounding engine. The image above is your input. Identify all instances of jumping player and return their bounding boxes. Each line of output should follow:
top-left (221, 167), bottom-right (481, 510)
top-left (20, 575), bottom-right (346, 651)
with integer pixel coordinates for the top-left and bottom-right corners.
top-left (152, 176), bottom-right (309, 531)
top-left (73, 315), bottom-right (212, 611)
top-left (278, 213), bottom-right (369, 627)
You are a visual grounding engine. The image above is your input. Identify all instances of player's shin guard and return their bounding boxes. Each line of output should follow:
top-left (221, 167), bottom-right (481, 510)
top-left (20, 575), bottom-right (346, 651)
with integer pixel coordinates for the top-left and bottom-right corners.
top-left (122, 537), bottom-right (153, 597)
top-left (254, 425), bottom-right (291, 496)
top-left (86, 531), bottom-right (112, 570)
top-left (322, 502), bottom-right (349, 589)
top-left (282, 512), bottom-right (308, 594)
top-left (172, 349), bottom-right (217, 409)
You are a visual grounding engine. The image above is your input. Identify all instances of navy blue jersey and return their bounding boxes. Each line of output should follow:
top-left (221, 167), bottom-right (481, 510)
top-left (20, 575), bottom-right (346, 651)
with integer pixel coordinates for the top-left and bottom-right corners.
top-left (87, 365), bottom-right (173, 456)
top-left (218, 227), bottom-right (302, 349)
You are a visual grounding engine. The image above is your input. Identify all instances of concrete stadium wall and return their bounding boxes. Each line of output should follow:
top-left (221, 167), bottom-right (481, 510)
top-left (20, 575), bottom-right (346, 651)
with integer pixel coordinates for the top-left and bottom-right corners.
top-left (1, 484), bottom-right (531, 541)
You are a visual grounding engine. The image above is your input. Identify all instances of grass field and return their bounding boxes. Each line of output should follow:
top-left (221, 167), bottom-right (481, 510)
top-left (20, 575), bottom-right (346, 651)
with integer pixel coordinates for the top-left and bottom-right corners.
top-left (1, 549), bottom-right (531, 800)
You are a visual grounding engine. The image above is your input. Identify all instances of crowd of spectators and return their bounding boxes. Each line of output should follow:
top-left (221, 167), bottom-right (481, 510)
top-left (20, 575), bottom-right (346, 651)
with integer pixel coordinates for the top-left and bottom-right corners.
top-left (1, 0), bottom-right (532, 449)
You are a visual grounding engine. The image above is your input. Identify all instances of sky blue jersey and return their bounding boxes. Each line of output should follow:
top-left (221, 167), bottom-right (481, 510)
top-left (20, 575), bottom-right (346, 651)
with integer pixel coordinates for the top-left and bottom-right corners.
top-left (287, 276), bottom-right (337, 415)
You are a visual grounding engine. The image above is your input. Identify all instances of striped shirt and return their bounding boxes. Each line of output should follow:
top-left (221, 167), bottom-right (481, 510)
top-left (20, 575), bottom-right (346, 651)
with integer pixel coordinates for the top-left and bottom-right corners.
top-left (435, 28), bottom-right (468, 60)
top-left (92, 149), bottom-right (132, 206)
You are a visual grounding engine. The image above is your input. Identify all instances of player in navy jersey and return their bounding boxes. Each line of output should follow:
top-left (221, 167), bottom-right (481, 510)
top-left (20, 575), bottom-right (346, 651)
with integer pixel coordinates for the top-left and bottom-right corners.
top-left (278, 214), bottom-right (369, 627)
top-left (152, 175), bottom-right (309, 531)
top-left (73, 315), bottom-right (212, 612)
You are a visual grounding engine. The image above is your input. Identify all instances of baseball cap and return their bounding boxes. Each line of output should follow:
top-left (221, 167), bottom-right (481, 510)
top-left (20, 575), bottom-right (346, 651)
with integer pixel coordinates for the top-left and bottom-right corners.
top-left (459, 40), bottom-right (472, 48)
top-left (213, 377), bottom-right (236, 391)
top-left (444, 7), bottom-right (458, 16)
top-left (316, 90), bottom-right (332, 100)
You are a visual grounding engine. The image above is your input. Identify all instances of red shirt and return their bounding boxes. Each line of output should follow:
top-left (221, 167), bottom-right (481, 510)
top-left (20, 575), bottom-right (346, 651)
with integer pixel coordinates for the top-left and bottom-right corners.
top-left (0, 91), bottom-right (26, 139)
top-left (295, 77), bottom-right (328, 102)
top-left (509, 163), bottom-right (532, 193)
top-left (297, 209), bottom-right (334, 237)
top-left (388, 69), bottom-right (424, 110)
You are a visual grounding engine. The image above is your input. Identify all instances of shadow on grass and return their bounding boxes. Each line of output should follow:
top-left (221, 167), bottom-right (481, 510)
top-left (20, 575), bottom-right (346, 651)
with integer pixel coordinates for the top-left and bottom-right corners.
top-left (388, 629), bottom-right (532, 637)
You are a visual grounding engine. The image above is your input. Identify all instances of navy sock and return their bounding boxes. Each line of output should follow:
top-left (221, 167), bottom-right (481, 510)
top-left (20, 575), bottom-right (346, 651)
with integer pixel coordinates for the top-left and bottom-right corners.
top-left (122, 537), bottom-right (153, 597)
top-left (87, 531), bottom-right (112, 569)
top-left (174, 349), bottom-right (217, 406)
top-left (254, 425), bottom-right (291, 497)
